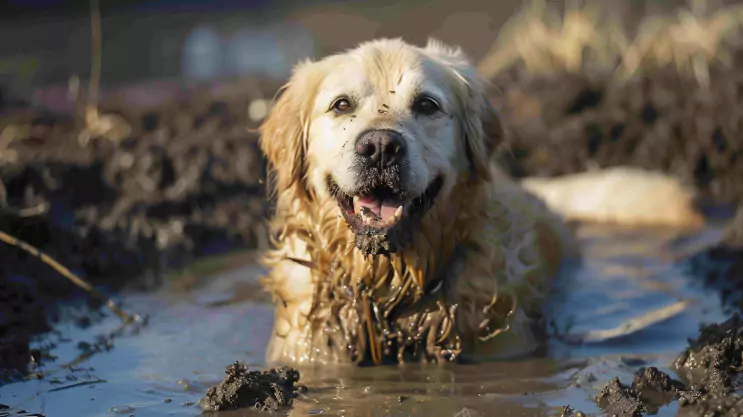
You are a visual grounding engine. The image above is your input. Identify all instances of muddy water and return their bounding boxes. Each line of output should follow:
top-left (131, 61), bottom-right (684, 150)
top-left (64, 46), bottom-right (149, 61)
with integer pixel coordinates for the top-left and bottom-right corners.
top-left (0, 223), bottom-right (733, 417)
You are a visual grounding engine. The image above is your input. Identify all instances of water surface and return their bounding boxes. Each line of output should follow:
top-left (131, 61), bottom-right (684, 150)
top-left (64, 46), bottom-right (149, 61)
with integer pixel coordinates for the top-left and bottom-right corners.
top-left (0, 223), bottom-right (731, 417)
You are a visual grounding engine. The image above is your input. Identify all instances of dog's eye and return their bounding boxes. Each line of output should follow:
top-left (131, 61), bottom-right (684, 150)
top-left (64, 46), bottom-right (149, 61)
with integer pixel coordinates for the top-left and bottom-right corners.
top-left (331, 97), bottom-right (353, 113)
top-left (412, 96), bottom-right (440, 116)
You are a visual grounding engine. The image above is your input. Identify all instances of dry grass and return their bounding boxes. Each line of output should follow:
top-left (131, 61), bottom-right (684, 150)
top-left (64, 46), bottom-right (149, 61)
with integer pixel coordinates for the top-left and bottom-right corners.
top-left (76, 0), bottom-right (130, 146)
top-left (477, 0), bottom-right (627, 78)
top-left (0, 0), bottom-right (130, 152)
top-left (477, 0), bottom-right (743, 86)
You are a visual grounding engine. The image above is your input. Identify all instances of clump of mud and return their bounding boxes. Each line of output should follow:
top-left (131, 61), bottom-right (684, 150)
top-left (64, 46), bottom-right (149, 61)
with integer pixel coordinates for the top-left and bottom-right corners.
top-left (200, 362), bottom-right (305, 412)
top-left (594, 315), bottom-right (743, 416)
top-left (595, 377), bottom-right (647, 417)
top-left (675, 314), bottom-right (743, 391)
top-left (595, 366), bottom-right (684, 416)
top-left (556, 405), bottom-right (587, 417)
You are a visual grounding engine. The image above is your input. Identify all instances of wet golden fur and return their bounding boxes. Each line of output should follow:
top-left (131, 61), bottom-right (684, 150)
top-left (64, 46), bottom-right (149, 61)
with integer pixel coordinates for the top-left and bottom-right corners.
top-left (258, 38), bottom-right (576, 365)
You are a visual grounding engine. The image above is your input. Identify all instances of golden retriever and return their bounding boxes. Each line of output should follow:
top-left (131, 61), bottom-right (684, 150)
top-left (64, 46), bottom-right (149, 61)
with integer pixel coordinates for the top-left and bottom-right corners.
top-left (257, 38), bottom-right (703, 365)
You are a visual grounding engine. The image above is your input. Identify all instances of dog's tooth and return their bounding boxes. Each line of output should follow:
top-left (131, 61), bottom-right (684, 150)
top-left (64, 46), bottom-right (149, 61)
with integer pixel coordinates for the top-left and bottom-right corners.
top-left (394, 206), bottom-right (403, 219)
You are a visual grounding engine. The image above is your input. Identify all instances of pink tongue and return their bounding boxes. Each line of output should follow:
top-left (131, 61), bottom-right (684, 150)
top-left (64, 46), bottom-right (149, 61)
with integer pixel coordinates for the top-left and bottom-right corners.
top-left (355, 196), bottom-right (399, 220)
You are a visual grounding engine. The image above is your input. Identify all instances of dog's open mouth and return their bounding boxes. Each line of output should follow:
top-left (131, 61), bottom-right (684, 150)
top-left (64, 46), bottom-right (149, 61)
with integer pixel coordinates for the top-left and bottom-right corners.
top-left (328, 176), bottom-right (444, 256)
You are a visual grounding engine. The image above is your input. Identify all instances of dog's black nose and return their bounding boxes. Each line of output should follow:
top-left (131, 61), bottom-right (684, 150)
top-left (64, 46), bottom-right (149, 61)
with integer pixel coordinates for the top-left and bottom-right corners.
top-left (355, 129), bottom-right (405, 168)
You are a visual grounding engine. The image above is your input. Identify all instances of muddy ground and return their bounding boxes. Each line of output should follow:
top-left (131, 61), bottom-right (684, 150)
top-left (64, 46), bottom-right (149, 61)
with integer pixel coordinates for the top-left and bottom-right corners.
top-left (1, 65), bottom-right (743, 415)
top-left (199, 362), bottom-right (305, 412)
top-left (585, 313), bottom-right (743, 417)
top-left (0, 78), bottom-right (279, 375)
top-left (494, 64), bottom-right (743, 206)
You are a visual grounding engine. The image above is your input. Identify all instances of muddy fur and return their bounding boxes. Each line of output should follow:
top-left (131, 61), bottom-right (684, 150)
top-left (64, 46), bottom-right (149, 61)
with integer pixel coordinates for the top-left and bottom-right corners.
top-left (258, 39), bottom-right (573, 365)
top-left (262, 173), bottom-right (568, 364)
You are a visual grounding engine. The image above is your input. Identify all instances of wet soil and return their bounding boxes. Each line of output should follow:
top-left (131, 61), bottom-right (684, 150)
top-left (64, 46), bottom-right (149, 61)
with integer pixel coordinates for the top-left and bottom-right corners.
top-left (587, 314), bottom-right (743, 417)
top-left (493, 66), bottom-right (743, 206)
top-left (200, 362), bottom-right (305, 412)
top-left (0, 78), bottom-right (278, 375)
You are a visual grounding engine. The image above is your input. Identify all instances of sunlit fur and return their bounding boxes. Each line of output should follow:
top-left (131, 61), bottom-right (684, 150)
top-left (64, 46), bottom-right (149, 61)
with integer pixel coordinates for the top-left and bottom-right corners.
top-left (258, 38), bottom-right (576, 364)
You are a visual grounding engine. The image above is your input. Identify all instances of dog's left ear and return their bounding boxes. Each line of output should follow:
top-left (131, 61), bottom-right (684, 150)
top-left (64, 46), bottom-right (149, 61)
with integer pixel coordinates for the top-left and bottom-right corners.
top-left (424, 39), bottom-right (503, 182)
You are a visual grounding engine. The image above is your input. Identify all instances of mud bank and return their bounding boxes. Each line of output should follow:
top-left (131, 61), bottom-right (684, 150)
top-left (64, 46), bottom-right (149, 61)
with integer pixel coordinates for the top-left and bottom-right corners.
top-left (589, 314), bottom-right (743, 417)
top-left (0, 79), bottom-right (278, 375)
top-left (494, 67), bottom-right (743, 205)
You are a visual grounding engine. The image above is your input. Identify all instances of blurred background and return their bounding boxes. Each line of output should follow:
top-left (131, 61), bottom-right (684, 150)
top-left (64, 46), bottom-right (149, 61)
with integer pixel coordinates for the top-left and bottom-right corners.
top-left (0, 0), bottom-right (737, 107)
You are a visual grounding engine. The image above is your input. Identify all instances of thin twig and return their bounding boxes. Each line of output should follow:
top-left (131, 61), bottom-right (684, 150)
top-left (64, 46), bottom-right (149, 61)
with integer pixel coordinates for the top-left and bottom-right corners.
top-left (0, 229), bottom-right (141, 323)
top-left (88, 0), bottom-right (101, 109)
top-left (48, 379), bottom-right (107, 392)
top-left (0, 202), bottom-right (49, 218)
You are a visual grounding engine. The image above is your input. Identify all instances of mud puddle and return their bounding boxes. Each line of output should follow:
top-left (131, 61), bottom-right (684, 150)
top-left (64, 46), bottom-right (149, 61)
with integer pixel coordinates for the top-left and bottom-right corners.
top-left (0, 223), bottom-right (734, 417)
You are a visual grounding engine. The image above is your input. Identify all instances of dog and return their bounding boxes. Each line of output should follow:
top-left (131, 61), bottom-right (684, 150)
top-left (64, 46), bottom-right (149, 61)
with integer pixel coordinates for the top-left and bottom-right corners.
top-left (257, 38), bottom-right (703, 365)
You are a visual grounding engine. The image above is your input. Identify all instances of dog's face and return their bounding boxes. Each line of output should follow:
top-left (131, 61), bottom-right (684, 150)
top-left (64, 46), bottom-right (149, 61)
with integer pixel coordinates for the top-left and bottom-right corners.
top-left (260, 39), bottom-right (502, 255)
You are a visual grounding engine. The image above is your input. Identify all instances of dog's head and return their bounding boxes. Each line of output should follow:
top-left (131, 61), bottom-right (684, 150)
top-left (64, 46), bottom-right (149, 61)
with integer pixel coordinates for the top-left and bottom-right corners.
top-left (260, 38), bottom-right (502, 256)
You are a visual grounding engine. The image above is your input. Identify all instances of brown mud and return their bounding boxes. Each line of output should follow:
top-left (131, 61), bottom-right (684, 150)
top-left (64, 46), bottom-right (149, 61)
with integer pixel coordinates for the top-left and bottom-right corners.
top-left (199, 362), bottom-right (305, 412)
top-left (494, 66), bottom-right (743, 206)
top-left (585, 314), bottom-right (743, 417)
top-left (0, 80), bottom-right (278, 375)
top-left (557, 405), bottom-right (587, 417)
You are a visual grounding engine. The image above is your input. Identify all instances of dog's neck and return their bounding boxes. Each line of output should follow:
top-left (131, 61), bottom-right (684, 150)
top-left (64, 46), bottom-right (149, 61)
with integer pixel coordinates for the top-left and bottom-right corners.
top-left (266, 176), bottom-right (497, 363)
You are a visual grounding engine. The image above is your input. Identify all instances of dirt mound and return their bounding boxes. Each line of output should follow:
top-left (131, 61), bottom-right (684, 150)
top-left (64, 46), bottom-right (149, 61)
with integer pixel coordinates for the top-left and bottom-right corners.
top-left (675, 314), bottom-right (743, 394)
top-left (556, 405), bottom-right (586, 417)
top-left (494, 67), bottom-right (743, 205)
top-left (673, 314), bottom-right (743, 416)
top-left (594, 315), bottom-right (743, 416)
top-left (595, 367), bottom-right (683, 417)
top-left (200, 362), bottom-right (305, 412)
top-left (0, 80), bottom-right (278, 375)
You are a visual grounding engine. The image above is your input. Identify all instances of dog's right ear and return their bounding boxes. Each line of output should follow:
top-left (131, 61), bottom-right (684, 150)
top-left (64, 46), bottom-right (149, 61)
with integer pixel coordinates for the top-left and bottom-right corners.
top-left (260, 60), bottom-right (324, 194)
